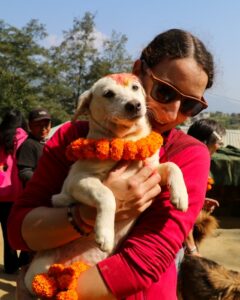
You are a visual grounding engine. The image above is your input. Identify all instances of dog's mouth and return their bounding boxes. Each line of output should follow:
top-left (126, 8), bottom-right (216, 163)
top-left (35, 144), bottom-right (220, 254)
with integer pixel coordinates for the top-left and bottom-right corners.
top-left (111, 111), bottom-right (144, 124)
top-left (104, 112), bottom-right (145, 137)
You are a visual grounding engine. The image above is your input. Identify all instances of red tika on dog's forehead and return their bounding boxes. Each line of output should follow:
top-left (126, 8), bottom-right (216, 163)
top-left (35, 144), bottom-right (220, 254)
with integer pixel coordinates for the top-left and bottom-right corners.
top-left (106, 73), bottom-right (140, 87)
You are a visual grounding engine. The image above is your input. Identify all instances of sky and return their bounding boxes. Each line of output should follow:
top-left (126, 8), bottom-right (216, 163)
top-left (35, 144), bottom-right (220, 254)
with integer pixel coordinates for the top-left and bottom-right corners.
top-left (1, 0), bottom-right (240, 114)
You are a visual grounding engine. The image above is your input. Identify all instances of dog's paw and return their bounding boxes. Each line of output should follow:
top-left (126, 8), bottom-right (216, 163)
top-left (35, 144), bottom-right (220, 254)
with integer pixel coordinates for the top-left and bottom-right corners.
top-left (170, 185), bottom-right (188, 212)
top-left (95, 227), bottom-right (114, 253)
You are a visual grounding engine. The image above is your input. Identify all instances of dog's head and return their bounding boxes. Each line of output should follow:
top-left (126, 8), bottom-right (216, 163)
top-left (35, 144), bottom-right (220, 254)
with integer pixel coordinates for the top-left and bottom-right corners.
top-left (72, 73), bottom-right (148, 137)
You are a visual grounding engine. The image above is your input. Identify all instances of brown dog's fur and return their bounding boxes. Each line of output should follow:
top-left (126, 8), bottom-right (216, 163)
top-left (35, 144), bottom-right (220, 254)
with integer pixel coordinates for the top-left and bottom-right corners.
top-left (178, 256), bottom-right (240, 300)
top-left (178, 212), bottom-right (240, 300)
top-left (193, 210), bottom-right (219, 246)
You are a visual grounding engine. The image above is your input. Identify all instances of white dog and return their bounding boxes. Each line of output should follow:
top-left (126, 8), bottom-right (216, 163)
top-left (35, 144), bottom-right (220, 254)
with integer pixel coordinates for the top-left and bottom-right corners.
top-left (25, 73), bottom-right (188, 294)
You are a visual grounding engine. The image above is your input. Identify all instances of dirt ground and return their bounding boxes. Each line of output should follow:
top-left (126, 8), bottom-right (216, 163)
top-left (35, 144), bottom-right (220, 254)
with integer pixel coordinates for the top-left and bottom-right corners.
top-left (1, 216), bottom-right (240, 299)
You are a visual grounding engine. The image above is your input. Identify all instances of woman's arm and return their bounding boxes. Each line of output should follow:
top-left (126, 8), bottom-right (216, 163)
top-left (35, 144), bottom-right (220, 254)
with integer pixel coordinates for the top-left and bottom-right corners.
top-left (21, 162), bottom-right (161, 251)
top-left (76, 266), bottom-right (116, 300)
top-left (95, 144), bottom-right (210, 298)
top-left (21, 206), bottom-right (80, 250)
top-left (8, 121), bottom-right (161, 252)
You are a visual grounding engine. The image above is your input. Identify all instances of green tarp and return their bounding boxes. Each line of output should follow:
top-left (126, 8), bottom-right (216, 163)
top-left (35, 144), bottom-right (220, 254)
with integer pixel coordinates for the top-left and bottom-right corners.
top-left (211, 145), bottom-right (240, 187)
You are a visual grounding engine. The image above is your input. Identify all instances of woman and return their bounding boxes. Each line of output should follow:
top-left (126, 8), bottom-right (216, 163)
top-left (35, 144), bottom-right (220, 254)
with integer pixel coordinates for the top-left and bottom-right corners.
top-left (184, 118), bottom-right (226, 256)
top-left (0, 109), bottom-right (28, 273)
top-left (188, 118), bottom-right (226, 155)
top-left (8, 28), bottom-right (214, 299)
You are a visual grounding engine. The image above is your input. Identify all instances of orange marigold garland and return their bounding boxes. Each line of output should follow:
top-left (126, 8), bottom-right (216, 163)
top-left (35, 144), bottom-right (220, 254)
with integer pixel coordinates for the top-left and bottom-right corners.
top-left (32, 261), bottom-right (90, 300)
top-left (66, 131), bottom-right (163, 162)
top-left (207, 176), bottom-right (214, 191)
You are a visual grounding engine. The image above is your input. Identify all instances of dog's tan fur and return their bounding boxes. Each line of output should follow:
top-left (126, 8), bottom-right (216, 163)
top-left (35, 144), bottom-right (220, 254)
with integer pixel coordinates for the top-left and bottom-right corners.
top-left (178, 212), bottom-right (240, 300)
top-left (178, 255), bottom-right (240, 300)
top-left (24, 73), bottom-right (188, 294)
top-left (193, 210), bottom-right (219, 246)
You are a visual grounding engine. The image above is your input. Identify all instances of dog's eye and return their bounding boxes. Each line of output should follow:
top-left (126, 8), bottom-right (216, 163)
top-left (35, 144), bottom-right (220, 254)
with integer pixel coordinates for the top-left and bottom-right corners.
top-left (103, 90), bottom-right (115, 98)
top-left (132, 84), bottom-right (139, 91)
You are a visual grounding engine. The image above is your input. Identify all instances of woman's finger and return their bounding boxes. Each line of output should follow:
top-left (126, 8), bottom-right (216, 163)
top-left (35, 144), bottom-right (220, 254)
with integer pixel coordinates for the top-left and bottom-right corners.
top-left (133, 184), bottom-right (161, 210)
top-left (133, 164), bottom-right (157, 183)
top-left (109, 161), bottom-right (130, 176)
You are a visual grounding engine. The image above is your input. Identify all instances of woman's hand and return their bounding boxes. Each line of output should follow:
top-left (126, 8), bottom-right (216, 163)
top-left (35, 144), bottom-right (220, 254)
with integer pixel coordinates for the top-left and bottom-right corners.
top-left (104, 161), bottom-right (161, 220)
top-left (76, 161), bottom-right (161, 225)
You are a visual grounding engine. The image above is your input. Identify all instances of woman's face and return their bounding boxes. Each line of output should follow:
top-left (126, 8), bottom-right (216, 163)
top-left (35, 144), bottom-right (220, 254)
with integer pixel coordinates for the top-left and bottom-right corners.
top-left (208, 139), bottom-right (224, 155)
top-left (135, 57), bottom-right (208, 133)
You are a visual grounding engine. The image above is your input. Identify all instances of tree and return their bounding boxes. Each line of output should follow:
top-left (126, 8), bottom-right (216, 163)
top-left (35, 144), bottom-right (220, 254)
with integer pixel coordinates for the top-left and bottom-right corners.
top-left (0, 19), bottom-right (71, 123)
top-left (0, 13), bottom-right (133, 123)
top-left (50, 13), bottom-right (98, 113)
top-left (51, 12), bottom-right (133, 114)
top-left (88, 31), bottom-right (133, 84)
top-left (0, 19), bottom-right (47, 111)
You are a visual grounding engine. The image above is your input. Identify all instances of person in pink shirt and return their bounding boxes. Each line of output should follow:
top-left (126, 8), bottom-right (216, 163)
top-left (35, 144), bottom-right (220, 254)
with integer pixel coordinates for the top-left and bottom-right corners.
top-left (8, 28), bottom-right (214, 299)
top-left (0, 108), bottom-right (28, 274)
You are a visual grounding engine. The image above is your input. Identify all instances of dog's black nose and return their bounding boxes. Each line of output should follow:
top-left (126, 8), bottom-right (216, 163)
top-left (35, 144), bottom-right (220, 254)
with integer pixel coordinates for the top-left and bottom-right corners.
top-left (125, 101), bottom-right (141, 113)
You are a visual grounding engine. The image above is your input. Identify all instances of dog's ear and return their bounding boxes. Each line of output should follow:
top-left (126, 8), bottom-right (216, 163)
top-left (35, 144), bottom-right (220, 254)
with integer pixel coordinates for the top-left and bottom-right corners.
top-left (72, 90), bottom-right (92, 122)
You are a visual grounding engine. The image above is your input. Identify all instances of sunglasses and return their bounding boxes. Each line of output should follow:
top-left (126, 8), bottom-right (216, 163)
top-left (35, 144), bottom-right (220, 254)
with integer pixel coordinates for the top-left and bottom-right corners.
top-left (143, 63), bottom-right (208, 117)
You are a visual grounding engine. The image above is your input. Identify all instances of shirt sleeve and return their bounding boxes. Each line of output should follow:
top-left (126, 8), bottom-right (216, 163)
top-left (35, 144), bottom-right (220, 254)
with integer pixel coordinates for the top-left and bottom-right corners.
top-left (98, 143), bottom-right (210, 297)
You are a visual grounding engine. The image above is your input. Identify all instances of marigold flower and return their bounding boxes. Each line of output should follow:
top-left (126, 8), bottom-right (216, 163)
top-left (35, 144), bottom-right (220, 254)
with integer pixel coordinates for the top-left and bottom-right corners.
top-left (66, 131), bottom-right (163, 162)
top-left (208, 177), bottom-right (214, 185)
top-left (96, 139), bottom-right (110, 160)
top-left (57, 273), bottom-right (77, 290)
top-left (71, 261), bottom-right (90, 276)
top-left (82, 139), bottom-right (96, 159)
top-left (56, 290), bottom-right (78, 300)
top-left (32, 273), bottom-right (58, 298)
top-left (110, 138), bottom-right (125, 160)
top-left (48, 264), bottom-right (65, 277)
top-left (207, 184), bottom-right (212, 191)
top-left (33, 261), bottom-right (90, 300)
top-left (207, 176), bottom-right (214, 191)
top-left (123, 141), bottom-right (138, 160)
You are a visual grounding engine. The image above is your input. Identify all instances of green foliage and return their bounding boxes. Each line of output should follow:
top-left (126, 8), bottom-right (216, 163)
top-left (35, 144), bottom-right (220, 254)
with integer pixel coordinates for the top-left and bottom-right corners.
top-left (0, 13), bottom-right (133, 124)
top-left (209, 112), bottom-right (240, 129)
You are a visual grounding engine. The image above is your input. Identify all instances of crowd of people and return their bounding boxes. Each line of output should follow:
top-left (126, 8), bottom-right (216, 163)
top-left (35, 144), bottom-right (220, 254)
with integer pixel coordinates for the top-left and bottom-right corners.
top-left (0, 107), bottom-right (51, 273)
top-left (0, 28), bottom-right (226, 299)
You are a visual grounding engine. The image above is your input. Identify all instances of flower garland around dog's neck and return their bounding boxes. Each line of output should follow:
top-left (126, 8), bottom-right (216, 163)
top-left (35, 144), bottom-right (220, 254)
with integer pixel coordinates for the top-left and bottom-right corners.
top-left (66, 131), bottom-right (163, 162)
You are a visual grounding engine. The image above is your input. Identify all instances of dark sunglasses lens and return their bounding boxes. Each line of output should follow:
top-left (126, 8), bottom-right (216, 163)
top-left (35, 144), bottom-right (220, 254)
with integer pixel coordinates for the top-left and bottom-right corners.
top-left (151, 82), bottom-right (178, 103)
top-left (180, 98), bottom-right (204, 117)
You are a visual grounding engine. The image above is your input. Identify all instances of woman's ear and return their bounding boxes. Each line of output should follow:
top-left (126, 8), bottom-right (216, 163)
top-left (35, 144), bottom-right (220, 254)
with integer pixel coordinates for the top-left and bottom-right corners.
top-left (132, 59), bottom-right (142, 76)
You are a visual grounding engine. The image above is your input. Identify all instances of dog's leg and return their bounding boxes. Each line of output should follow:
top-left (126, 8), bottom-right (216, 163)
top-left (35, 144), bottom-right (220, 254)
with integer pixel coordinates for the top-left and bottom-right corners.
top-left (52, 178), bottom-right (75, 207)
top-left (24, 250), bottom-right (56, 295)
top-left (52, 193), bottom-right (75, 207)
top-left (71, 177), bottom-right (116, 253)
top-left (157, 162), bottom-right (188, 211)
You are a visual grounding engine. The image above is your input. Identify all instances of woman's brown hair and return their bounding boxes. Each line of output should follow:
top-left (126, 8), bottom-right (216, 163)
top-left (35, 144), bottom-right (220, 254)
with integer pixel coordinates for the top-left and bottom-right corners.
top-left (140, 29), bottom-right (214, 89)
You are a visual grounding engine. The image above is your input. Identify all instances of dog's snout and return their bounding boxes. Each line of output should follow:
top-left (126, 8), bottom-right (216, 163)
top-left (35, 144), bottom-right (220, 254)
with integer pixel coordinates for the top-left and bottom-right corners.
top-left (125, 101), bottom-right (142, 113)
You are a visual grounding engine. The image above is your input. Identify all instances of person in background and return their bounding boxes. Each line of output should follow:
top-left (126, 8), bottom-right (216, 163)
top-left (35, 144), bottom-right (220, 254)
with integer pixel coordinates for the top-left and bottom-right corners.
top-left (9, 28), bottom-right (215, 299)
top-left (184, 118), bottom-right (226, 256)
top-left (16, 108), bottom-right (51, 267)
top-left (188, 118), bottom-right (226, 154)
top-left (0, 109), bottom-right (28, 274)
top-left (17, 108), bottom-right (51, 187)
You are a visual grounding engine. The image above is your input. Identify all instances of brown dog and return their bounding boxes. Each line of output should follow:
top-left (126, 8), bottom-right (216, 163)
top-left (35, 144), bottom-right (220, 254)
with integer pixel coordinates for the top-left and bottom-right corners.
top-left (178, 255), bottom-right (240, 300)
top-left (193, 209), bottom-right (219, 246)
top-left (178, 209), bottom-right (240, 300)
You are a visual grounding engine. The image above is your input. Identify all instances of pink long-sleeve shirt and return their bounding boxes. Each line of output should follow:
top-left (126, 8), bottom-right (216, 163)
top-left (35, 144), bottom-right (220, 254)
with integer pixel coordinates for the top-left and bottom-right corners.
top-left (8, 121), bottom-right (210, 299)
